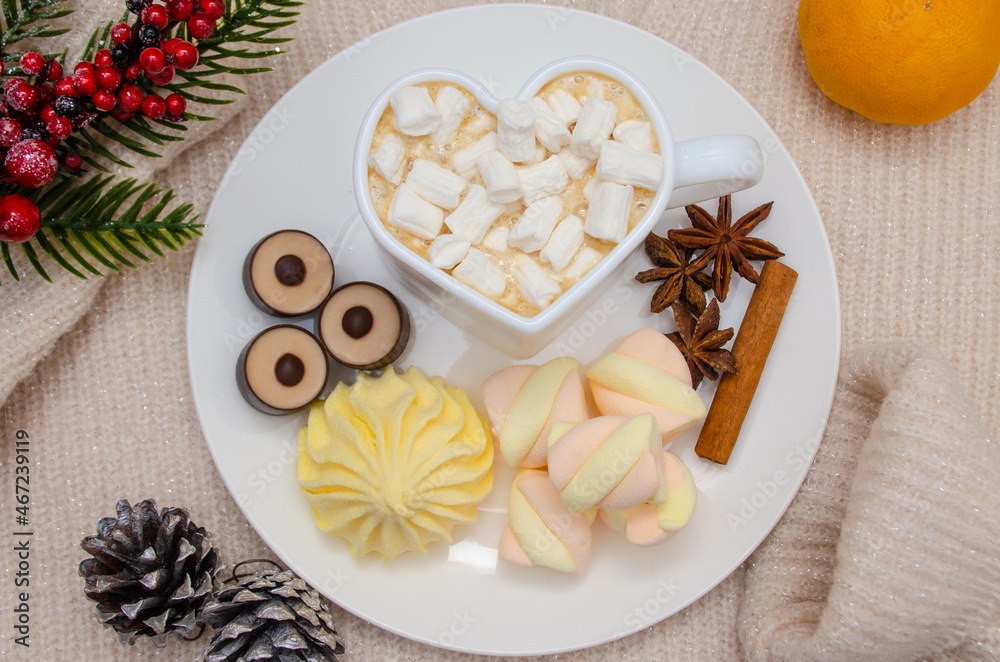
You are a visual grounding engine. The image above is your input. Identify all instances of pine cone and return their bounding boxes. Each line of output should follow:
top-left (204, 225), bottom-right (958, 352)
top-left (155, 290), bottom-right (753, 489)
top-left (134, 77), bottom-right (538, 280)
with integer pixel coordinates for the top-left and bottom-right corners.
top-left (79, 499), bottom-right (218, 646)
top-left (200, 567), bottom-right (345, 662)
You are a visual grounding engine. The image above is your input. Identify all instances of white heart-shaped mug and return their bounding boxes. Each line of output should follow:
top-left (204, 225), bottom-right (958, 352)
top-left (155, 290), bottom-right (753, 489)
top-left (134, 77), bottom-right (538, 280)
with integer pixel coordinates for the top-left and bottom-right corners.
top-left (353, 56), bottom-right (762, 358)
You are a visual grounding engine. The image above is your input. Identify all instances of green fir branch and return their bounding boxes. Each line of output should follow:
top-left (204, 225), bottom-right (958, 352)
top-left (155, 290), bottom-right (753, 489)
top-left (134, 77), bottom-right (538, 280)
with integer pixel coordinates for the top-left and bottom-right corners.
top-left (0, 177), bottom-right (203, 285)
top-left (0, 0), bottom-right (73, 49)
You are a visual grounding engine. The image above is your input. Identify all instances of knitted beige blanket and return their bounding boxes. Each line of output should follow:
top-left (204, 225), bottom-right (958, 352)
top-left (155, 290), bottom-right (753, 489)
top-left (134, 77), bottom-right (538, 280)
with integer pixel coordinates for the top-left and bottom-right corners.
top-left (2, 1), bottom-right (999, 660)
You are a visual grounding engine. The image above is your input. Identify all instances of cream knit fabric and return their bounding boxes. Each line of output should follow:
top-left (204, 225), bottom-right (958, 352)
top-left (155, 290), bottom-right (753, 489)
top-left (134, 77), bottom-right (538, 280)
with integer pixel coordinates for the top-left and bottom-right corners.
top-left (2, 1), bottom-right (1000, 661)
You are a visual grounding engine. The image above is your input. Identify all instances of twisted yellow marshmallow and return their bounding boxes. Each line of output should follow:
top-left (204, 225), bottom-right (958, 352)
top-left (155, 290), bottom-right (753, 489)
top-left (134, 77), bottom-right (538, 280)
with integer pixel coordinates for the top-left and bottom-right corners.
top-left (587, 327), bottom-right (706, 444)
top-left (546, 414), bottom-right (664, 513)
top-left (498, 468), bottom-right (593, 574)
top-left (599, 451), bottom-right (697, 546)
top-left (482, 357), bottom-right (587, 467)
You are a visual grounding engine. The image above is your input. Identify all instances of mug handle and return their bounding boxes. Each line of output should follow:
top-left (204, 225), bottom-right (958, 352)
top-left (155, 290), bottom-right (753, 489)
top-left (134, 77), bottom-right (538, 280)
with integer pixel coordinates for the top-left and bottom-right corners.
top-left (666, 135), bottom-right (763, 209)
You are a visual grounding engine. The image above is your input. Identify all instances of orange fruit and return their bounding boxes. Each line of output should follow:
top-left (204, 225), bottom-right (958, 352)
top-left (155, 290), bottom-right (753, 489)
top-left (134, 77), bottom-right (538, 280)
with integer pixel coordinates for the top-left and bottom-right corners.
top-left (798, 0), bottom-right (1000, 125)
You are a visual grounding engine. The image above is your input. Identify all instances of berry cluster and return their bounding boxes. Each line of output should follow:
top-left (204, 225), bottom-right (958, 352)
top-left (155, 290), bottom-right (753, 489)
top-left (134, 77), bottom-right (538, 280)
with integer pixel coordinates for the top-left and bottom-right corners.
top-left (0, 0), bottom-right (220, 243)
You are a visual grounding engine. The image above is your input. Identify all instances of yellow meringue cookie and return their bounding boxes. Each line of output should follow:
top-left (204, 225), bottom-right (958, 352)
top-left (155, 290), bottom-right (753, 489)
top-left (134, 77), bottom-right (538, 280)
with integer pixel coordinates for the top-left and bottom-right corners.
top-left (482, 357), bottom-right (587, 467)
top-left (587, 328), bottom-right (706, 444)
top-left (599, 451), bottom-right (697, 546)
top-left (546, 414), bottom-right (663, 513)
top-left (498, 468), bottom-right (592, 574)
top-left (296, 365), bottom-right (493, 560)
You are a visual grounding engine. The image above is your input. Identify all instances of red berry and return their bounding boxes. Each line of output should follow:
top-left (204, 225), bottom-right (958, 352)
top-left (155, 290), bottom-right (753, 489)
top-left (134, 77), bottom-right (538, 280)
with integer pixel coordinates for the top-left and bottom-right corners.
top-left (139, 47), bottom-right (166, 74)
top-left (61, 153), bottom-right (83, 170)
top-left (96, 66), bottom-right (122, 91)
top-left (55, 77), bottom-right (77, 97)
top-left (0, 62), bottom-right (4, 76)
top-left (0, 194), bottom-right (42, 243)
top-left (74, 62), bottom-right (96, 76)
top-left (4, 140), bottom-right (58, 189)
top-left (142, 93), bottom-right (166, 119)
top-left (148, 65), bottom-right (175, 86)
top-left (92, 89), bottom-right (118, 111)
top-left (172, 41), bottom-right (199, 70)
top-left (117, 85), bottom-right (144, 113)
top-left (162, 37), bottom-right (183, 53)
top-left (199, 0), bottom-right (224, 20)
top-left (0, 118), bottom-right (22, 147)
top-left (165, 92), bottom-right (186, 117)
top-left (112, 110), bottom-right (135, 122)
top-left (111, 22), bottom-right (132, 44)
top-left (187, 11), bottom-right (215, 40)
top-left (4, 79), bottom-right (39, 112)
top-left (45, 60), bottom-right (63, 82)
top-left (167, 0), bottom-right (194, 20)
top-left (95, 49), bottom-right (113, 68)
top-left (124, 63), bottom-right (143, 81)
top-left (46, 116), bottom-right (72, 140)
top-left (167, 92), bottom-right (187, 117)
top-left (20, 52), bottom-right (46, 76)
top-left (40, 104), bottom-right (57, 123)
top-left (73, 72), bottom-right (98, 96)
top-left (37, 84), bottom-right (55, 106)
top-left (141, 3), bottom-right (170, 28)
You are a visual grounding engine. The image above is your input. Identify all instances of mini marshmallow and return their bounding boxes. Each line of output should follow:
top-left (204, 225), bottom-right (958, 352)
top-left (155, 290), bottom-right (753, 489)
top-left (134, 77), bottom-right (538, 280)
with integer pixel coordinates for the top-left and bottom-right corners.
top-left (453, 248), bottom-right (506, 298)
top-left (428, 233), bottom-right (471, 269)
top-left (582, 175), bottom-right (603, 201)
top-left (504, 199), bottom-right (525, 215)
top-left (406, 159), bottom-right (468, 209)
top-left (524, 142), bottom-right (548, 165)
top-left (546, 89), bottom-right (583, 126)
top-left (528, 97), bottom-right (572, 152)
top-left (596, 140), bottom-right (663, 191)
top-left (452, 132), bottom-right (497, 179)
top-left (497, 99), bottom-right (536, 163)
top-left (584, 181), bottom-right (633, 242)
top-left (476, 150), bottom-right (522, 204)
top-left (389, 86), bottom-right (442, 136)
top-left (430, 85), bottom-right (471, 144)
top-left (584, 78), bottom-right (605, 100)
top-left (612, 119), bottom-right (653, 152)
top-left (557, 146), bottom-right (596, 180)
top-left (367, 133), bottom-right (405, 184)
top-left (571, 98), bottom-right (617, 160)
top-left (481, 225), bottom-right (510, 252)
top-left (387, 183), bottom-right (444, 240)
top-left (443, 184), bottom-right (505, 245)
top-left (508, 196), bottom-right (563, 253)
top-left (516, 155), bottom-right (570, 206)
top-left (539, 214), bottom-right (584, 272)
top-left (561, 246), bottom-right (602, 279)
top-left (515, 253), bottom-right (562, 309)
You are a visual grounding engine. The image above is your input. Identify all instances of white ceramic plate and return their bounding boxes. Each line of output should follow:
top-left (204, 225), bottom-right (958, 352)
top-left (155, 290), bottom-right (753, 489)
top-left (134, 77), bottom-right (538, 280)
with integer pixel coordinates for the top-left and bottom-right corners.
top-left (187, 5), bottom-right (840, 656)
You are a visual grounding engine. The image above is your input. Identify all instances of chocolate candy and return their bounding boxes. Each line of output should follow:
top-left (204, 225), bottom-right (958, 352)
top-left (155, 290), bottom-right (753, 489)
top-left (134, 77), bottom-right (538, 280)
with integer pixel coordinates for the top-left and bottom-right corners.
top-left (236, 325), bottom-right (329, 415)
top-left (243, 230), bottom-right (335, 317)
top-left (318, 282), bottom-right (410, 370)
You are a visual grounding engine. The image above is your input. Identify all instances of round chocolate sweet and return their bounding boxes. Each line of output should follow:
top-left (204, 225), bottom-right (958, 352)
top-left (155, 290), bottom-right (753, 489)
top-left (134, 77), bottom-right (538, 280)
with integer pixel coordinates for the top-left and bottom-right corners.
top-left (243, 230), bottom-right (335, 317)
top-left (236, 325), bottom-right (329, 415)
top-left (318, 282), bottom-right (411, 370)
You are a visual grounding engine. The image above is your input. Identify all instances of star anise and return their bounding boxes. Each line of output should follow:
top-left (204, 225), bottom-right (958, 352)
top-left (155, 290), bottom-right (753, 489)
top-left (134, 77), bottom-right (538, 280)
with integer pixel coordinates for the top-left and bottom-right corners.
top-left (666, 298), bottom-right (738, 389)
top-left (634, 232), bottom-right (713, 314)
top-left (667, 195), bottom-right (783, 302)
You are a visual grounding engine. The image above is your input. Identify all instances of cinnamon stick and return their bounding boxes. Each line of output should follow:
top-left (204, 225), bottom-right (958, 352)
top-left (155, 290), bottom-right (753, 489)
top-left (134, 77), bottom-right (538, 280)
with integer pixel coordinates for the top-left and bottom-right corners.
top-left (695, 260), bottom-right (798, 464)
